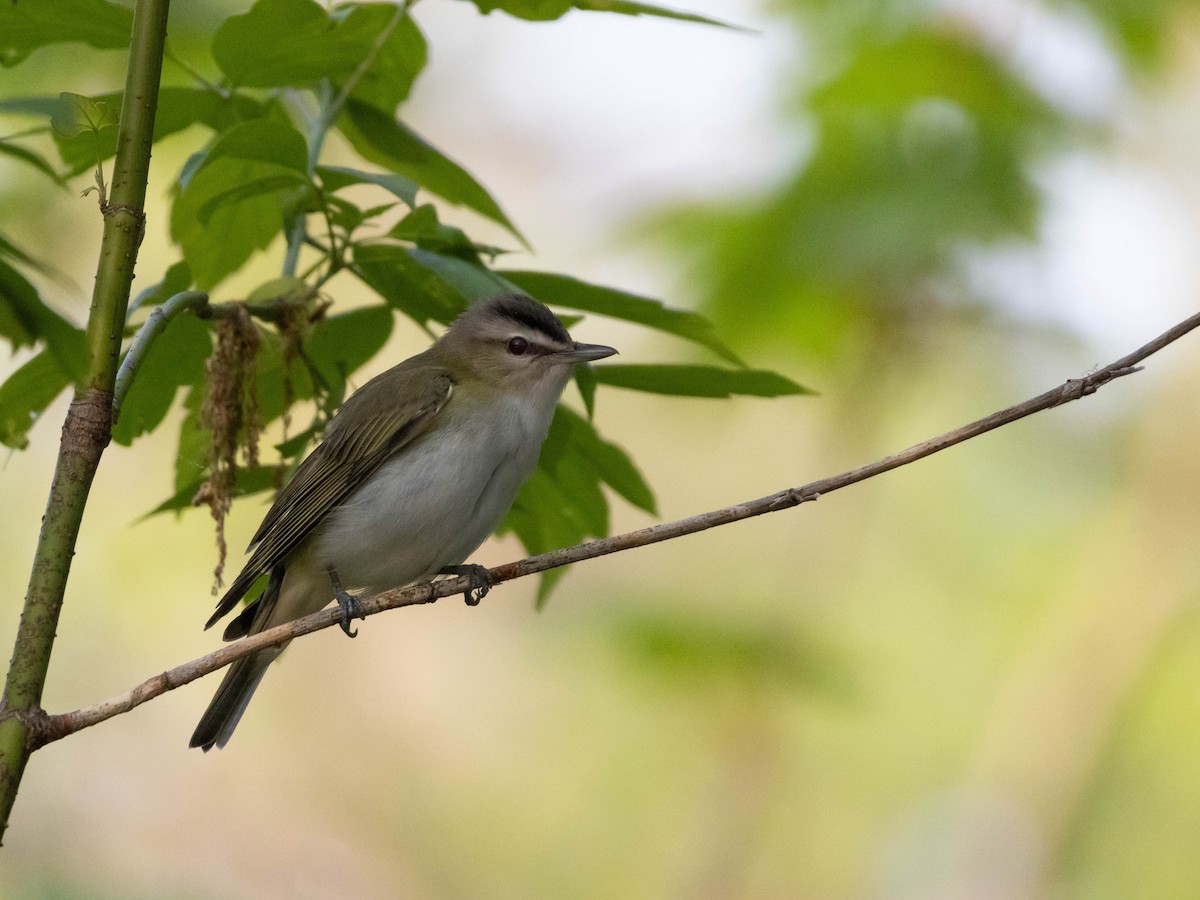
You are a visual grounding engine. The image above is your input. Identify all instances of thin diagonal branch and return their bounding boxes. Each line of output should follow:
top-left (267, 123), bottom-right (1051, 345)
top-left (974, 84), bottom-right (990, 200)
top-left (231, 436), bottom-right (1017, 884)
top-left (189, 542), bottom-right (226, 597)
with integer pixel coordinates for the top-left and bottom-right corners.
top-left (24, 309), bottom-right (1200, 748)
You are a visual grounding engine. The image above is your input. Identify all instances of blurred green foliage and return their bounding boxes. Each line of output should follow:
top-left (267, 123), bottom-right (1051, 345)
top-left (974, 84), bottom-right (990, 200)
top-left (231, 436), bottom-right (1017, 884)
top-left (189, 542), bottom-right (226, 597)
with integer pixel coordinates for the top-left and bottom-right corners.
top-left (651, 0), bottom-right (1200, 363)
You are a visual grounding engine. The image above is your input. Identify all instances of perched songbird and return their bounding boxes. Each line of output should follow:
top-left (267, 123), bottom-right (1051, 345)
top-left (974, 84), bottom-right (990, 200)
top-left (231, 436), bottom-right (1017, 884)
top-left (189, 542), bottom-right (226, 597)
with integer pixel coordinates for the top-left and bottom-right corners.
top-left (190, 294), bottom-right (616, 750)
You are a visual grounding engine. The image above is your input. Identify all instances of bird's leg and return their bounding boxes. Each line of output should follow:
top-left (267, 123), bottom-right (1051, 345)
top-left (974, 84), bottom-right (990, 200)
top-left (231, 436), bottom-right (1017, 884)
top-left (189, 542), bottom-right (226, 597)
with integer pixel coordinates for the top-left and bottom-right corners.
top-left (327, 565), bottom-right (365, 638)
top-left (438, 565), bottom-right (493, 606)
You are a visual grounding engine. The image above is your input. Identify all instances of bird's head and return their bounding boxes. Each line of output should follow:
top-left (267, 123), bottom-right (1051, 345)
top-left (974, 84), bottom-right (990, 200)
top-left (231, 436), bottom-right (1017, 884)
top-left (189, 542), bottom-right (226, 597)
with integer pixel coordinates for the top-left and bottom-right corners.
top-left (436, 294), bottom-right (617, 395)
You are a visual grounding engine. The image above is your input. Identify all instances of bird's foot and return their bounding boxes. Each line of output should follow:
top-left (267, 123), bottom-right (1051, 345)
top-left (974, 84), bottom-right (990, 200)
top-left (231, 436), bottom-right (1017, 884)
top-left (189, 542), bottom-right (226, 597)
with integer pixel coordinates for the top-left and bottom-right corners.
top-left (335, 590), bottom-right (365, 638)
top-left (438, 565), bottom-right (493, 606)
top-left (326, 566), bottom-right (365, 638)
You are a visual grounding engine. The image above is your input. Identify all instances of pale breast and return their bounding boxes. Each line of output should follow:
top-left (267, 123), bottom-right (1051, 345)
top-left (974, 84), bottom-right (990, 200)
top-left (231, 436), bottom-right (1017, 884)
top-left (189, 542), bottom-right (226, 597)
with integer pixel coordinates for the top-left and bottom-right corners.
top-left (309, 391), bottom-right (555, 593)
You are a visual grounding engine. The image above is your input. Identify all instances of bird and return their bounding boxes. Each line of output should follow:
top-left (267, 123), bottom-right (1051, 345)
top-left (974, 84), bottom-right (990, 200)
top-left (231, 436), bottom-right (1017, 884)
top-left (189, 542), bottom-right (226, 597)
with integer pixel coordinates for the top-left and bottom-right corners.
top-left (190, 293), bottom-right (616, 750)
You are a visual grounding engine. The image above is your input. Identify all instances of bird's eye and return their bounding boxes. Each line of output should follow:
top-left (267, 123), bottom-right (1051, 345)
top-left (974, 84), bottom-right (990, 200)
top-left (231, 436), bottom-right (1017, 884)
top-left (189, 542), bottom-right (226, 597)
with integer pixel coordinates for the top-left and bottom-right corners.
top-left (507, 336), bottom-right (529, 356)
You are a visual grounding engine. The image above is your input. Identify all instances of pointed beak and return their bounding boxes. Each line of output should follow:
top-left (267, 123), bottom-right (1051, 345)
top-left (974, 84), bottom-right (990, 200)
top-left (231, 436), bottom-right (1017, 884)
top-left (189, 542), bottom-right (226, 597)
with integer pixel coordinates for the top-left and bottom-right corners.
top-left (557, 342), bottom-right (618, 363)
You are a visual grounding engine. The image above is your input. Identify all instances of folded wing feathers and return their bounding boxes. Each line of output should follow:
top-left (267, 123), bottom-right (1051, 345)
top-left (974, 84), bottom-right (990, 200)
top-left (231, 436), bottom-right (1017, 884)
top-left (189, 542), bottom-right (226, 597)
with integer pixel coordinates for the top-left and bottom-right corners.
top-left (205, 368), bottom-right (454, 627)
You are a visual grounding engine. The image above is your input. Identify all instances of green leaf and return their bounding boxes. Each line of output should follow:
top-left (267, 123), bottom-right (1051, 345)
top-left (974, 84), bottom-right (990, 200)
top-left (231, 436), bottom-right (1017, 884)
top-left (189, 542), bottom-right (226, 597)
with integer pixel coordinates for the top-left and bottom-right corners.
top-left (175, 387), bottom-right (209, 493)
top-left (500, 271), bottom-right (742, 364)
top-left (503, 476), bottom-right (577, 556)
top-left (501, 467), bottom-right (590, 607)
top-left (112, 314), bottom-right (212, 446)
top-left (53, 115), bottom-right (112, 174)
top-left (51, 88), bottom-right (269, 176)
top-left (50, 92), bottom-right (118, 138)
top-left (172, 165), bottom-right (293, 289)
top-left (0, 257), bottom-right (43, 351)
top-left (545, 454), bottom-right (610, 538)
top-left (48, 92), bottom-right (117, 175)
top-left (461, 0), bottom-right (571, 20)
top-left (213, 0), bottom-right (426, 100)
top-left (352, 244), bottom-right (469, 325)
top-left (246, 276), bottom-right (307, 305)
top-left (213, 0), bottom-right (358, 88)
top-left (458, 0), bottom-right (743, 28)
top-left (574, 363), bottom-right (597, 419)
top-left (317, 165), bottom-right (418, 207)
top-left (389, 203), bottom-right (444, 239)
top-left (171, 120), bottom-right (314, 289)
top-left (409, 248), bottom-right (510, 302)
top-left (539, 411), bottom-right (610, 534)
top-left (591, 363), bottom-right (811, 398)
top-left (360, 202), bottom-right (401, 221)
top-left (501, 405), bottom-right (657, 606)
top-left (0, 138), bottom-right (63, 184)
top-left (389, 204), bottom-right (487, 259)
top-left (247, 329), bottom-right (293, 430)
top-left (0, 351), bottom-right (71, 449)
top-left (0, 256), bottom-right (87, 378)
top-left (155, 88), bottom-right (271, 138)
top-left (325, 198), bottom-right (401, 236)
top-left (196, 173), bottom-right (312, 224)
top-left (0, 230), bottom-right (57, 278)
top-left (573, 1), bottom-right (745, 29)
top-left (324, 196), bottom-right (369, 234)
top-left (151, 465), bottom-right (281, 517)
top-left (334, 3), bottom-right (428, 113)
top-left (0, 0), bottom-right (132, 67)
top-left (201, 118), bottom-right (309, 173)
top-left (0, 96), bottom-right (63, 117)
top-left (556, 406), bottom-right (657, 513)
top-left (340, 100), bottom-right (524, 243)
top-left (37, 314), bottom-right (88, 384)
top-left (304, 304), bottom-right (395, 408)
top-left (275, 424), bottom-right (320, 459)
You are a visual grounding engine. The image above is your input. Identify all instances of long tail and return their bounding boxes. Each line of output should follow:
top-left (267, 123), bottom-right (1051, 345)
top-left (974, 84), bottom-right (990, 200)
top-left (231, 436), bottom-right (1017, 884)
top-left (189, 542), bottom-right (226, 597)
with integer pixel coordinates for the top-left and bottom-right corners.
top-left (191, 566), bottom-right (285, 751)
top-left (189, 650), bottom-right (279, 751)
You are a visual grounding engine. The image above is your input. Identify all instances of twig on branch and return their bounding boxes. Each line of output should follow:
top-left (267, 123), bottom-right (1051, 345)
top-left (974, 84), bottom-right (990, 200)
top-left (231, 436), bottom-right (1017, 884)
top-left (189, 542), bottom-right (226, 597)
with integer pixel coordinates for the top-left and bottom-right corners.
top-left (113, 286), bottom-right (324, 426)
top-left (24, 309), bottom-right (1200, 748)
top-left (113, 290), bottom-right (209, 423)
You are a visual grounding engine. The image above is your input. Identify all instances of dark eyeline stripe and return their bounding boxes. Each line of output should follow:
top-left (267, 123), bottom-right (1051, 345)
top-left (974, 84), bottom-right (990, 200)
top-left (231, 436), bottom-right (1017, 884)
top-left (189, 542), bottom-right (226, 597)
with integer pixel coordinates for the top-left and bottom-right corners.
top-left (493, 294), bottom-right (571, 345)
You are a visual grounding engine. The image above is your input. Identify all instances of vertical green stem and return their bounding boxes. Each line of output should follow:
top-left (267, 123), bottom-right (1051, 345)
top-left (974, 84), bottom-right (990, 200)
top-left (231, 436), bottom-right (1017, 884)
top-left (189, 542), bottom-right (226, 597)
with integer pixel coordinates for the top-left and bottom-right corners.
top-left (0, 0), bottom-right (171, 844)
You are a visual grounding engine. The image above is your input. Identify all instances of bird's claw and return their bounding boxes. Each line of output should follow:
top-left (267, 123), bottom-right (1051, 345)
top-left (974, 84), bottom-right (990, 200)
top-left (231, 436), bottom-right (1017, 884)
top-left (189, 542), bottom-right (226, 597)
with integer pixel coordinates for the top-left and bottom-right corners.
top-left (438, 565), bottom-right (493, 606)
top-left (335, 590), bottom-right (365, 638)
top-left (326, 565), bottom-right (365, 637)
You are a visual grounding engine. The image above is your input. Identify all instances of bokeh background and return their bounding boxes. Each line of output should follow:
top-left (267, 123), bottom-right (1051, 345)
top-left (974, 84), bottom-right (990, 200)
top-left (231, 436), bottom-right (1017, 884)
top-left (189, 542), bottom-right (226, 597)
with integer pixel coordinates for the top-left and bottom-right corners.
top-left (4, 0), bottom-right (1200, 896)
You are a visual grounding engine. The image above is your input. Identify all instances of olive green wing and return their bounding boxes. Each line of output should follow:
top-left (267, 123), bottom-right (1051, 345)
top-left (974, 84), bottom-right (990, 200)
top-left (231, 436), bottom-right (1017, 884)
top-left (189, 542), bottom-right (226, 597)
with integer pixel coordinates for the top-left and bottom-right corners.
top-left (205, 365), bottom-right (455, 629)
